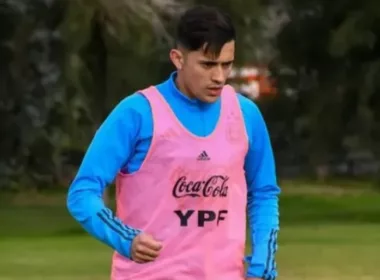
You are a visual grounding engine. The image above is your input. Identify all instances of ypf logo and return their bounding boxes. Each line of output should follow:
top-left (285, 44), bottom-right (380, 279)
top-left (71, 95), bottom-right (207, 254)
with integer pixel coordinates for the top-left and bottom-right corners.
top-left (174, 209), bottom-right (228, 227)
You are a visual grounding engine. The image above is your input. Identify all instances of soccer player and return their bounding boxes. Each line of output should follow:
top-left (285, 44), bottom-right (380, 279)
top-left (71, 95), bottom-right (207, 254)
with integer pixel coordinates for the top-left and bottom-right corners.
top-left (67, 5), bottom-right (280, 280)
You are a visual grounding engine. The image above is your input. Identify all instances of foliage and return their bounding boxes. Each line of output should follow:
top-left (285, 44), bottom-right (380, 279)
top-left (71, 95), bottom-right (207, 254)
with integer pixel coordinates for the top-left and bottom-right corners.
top-left (269, 0), bottom-right (380, 180)
top-left (1, 0), bottom-right (380, 188)
top-left (0, 0), bottom-right (188, 189)
top-left (0, 0), bottom-right (67, 188)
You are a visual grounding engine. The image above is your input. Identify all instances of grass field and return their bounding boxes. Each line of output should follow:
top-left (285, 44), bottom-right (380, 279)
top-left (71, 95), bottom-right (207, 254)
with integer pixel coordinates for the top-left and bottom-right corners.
top-left (1, 181), bottom-right (380, 280)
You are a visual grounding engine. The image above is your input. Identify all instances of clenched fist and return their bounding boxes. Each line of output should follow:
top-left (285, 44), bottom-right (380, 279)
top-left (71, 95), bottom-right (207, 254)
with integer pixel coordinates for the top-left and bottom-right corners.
top-left (131, 233), bottom-right (162, 263)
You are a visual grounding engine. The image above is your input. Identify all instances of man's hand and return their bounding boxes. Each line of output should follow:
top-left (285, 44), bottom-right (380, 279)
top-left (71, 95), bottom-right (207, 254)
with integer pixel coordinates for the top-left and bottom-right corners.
top-left (131, 233), bottom-right (162, 263)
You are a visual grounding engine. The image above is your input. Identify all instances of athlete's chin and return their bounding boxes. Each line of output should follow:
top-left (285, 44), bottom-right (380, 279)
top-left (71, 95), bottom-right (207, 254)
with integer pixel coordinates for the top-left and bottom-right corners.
top-left (200, 93), bottom-right (221, 103)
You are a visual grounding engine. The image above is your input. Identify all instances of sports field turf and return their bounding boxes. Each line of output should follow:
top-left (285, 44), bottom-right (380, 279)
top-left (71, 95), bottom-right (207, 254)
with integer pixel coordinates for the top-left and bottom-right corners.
top-left (1, 182), bottom-right (379, 280)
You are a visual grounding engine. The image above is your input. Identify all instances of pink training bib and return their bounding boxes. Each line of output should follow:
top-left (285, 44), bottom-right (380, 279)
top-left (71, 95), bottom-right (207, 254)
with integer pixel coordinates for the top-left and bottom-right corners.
top-left (111, 85), bottom-right (248, 280)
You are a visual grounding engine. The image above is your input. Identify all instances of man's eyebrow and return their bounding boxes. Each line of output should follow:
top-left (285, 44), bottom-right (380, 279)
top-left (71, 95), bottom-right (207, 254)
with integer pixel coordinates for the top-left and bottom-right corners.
top-left (199, 59), bottom-right (234, 64)
top-left (222, 60), bottom-right (234, 64)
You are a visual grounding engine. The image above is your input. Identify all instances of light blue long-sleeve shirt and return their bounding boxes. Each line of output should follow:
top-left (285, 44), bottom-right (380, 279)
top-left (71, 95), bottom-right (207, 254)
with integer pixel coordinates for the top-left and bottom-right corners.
top-left (67, 72), bottom-right (280, 279)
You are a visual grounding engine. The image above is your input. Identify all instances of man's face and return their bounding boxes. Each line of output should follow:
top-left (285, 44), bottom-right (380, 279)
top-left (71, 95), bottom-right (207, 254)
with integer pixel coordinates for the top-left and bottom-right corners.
top-left (173, 41), bottom-right (235, 103)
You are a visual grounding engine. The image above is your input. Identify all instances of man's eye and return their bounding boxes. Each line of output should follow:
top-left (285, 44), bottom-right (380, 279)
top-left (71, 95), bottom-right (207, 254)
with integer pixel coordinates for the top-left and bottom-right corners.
top-left (202, 62), bottom-right (215, 68)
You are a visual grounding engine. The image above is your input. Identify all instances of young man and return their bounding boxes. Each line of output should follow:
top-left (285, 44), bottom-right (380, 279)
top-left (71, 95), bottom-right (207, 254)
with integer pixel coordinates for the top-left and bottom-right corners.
top-left (67, 5), bottom-right (280, 280)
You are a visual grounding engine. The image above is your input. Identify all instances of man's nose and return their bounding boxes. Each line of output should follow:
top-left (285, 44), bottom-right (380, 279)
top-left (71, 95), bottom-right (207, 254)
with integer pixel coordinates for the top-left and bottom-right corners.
top-left (211, 66), bottom-right (224, 84)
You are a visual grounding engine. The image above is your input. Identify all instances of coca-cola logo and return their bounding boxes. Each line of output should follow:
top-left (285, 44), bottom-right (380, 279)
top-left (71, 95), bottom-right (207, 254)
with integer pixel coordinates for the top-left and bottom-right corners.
top-left (172, 175), bottom-right (229, 198)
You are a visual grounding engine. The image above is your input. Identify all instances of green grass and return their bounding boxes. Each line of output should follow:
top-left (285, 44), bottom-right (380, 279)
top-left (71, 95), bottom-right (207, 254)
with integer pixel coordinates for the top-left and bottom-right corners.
top-left (0, 236), bottom-right (111, 280)
top-left (1, 185), bottom-right (380, 280)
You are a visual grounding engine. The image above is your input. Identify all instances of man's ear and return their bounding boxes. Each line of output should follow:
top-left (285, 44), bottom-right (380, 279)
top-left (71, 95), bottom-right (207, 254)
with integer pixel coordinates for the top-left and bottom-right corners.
top-left (169, 48), bottom-right (184, 70)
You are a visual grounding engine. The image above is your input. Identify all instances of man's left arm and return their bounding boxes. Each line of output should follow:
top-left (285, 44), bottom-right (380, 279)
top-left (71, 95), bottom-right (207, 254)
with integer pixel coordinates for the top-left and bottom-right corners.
top-left (243, 103), bottom-right (281, 280)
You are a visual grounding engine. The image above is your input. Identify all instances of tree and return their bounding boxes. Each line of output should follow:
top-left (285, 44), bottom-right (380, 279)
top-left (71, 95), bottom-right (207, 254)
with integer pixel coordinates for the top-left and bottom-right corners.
top-left (271, 0), bottom-right (380, 180)
top-left (0, 0), bottom-right (66, 188)
top-left (0, 0), bottom-right (188, 189)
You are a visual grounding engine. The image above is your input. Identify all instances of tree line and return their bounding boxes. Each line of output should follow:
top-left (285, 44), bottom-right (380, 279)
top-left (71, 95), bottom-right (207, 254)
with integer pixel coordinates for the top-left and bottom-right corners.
top-left (1, 0), bottom-right (380, 189)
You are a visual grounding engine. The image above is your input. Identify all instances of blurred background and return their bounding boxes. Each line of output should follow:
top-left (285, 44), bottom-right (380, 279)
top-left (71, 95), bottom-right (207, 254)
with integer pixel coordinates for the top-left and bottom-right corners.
top-left (1, 0), bottom-right (380, 279)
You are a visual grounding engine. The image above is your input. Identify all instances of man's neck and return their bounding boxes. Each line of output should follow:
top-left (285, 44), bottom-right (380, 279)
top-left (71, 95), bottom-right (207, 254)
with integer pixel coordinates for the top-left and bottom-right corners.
top-left (174, 73), bottom-right (196, 100)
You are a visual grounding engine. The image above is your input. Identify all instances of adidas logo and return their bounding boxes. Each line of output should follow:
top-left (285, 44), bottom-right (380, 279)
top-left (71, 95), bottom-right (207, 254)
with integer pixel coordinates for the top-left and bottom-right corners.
top-left (197, 151), bottom-right (210, 161)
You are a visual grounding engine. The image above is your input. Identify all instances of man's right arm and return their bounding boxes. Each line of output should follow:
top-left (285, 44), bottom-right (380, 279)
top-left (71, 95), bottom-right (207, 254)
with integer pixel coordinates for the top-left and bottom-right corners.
top-left (66, 94), bottom-right (143, 259)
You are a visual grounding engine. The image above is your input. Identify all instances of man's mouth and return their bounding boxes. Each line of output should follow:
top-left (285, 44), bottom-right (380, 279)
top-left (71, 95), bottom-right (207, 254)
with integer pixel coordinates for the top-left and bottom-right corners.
top-left (207, 87), bottom-right (223, 96)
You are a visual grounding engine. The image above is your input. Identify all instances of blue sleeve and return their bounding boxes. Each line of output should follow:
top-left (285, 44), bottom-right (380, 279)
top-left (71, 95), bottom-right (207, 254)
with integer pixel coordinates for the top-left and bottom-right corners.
top-left (66, 94), bottom-right (144, 259)
top-left (240, 96), bottom-right (281, 279)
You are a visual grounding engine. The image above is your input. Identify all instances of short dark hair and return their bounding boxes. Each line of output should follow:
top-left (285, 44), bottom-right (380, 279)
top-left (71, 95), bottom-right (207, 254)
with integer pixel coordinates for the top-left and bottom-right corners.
top-left (175, 5), bottom-right (235, 56)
